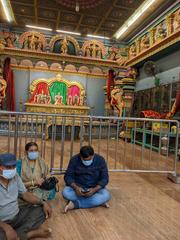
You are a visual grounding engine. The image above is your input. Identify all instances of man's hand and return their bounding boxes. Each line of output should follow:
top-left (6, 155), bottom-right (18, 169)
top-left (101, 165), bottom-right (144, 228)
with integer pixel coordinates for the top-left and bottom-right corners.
top-left (83, 187), bottom-right (97, 197)
top-left (4, 224), bottom-right (19, 240)
top-left (74, 186), bottom-right (85, 197)
top-left (43, 202), bottom-right (52, 219)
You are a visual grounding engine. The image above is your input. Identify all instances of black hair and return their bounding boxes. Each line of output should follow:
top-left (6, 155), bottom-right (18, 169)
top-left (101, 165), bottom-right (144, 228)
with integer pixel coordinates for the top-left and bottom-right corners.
top-left (25, 142), bottom-right (38, 151)
top-left (80, 146), bottom-right (94, 158)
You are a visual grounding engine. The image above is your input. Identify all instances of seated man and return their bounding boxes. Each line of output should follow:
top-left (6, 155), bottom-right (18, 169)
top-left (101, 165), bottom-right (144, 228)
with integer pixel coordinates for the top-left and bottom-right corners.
top-left (0, 153), bottom-right (52, 240)
top-left (62, 146), bottom-right (111, 213)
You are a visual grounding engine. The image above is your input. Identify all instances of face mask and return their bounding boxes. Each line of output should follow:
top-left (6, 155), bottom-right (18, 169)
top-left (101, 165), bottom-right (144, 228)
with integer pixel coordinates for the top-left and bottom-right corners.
top-left (82, 159), bottom-right (93, 166)
top-left (28, 151), bottom-right (39, 160)
top-left (2, 168), bottom-right (16, 179)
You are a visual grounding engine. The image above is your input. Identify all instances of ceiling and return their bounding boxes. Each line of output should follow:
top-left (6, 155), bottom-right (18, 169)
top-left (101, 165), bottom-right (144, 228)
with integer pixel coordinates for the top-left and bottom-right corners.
top-left (10, 0), bottom-right (145, 38)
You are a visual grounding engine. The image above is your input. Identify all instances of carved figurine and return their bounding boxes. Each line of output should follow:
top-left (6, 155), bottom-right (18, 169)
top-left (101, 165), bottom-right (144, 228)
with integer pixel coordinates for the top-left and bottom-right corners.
top-left (29, 34), bottom-right (36, 50)
top-left (73, 94), bottom-right (80, 106)
top-left (0, 77), bottom-right (7, 108)
top-left (67, 95), bottom-right (73, 105)
top-left (110, 87), bottom-right (124, 117)
top-left (96, 46), bottom-right (102, 59)
top-left (129, 43), bottom-right (137, 58)
top-left (108, 47), bottom-right (118, 60)
top-left (173, 9), bottom-right (180, 32)
top-left (91, 43), bottom-right (97, 58)
top-left (140, 34), bottom-right (150, 51)
top-left (60, 37), bottom-right (68, 54)
top-left (155, 22), bottom-right (167, 42)
top-left (85, 46), bottom-right (91, 57)
top-left (55, 92), bottom-right (63, 105)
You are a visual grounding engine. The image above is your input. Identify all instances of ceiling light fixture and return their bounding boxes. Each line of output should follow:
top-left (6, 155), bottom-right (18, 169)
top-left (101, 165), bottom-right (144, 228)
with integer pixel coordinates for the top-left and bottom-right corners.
top-left (56, 30), bottom-right (81, 36)
top-left (87, 34), bottom-right (110, 40)
top-left (25, 25), bottom-right (52, 31)
top-left (1, 0), bottom-right (15, 22)
top-left (114, 0), bottom-right (157, 39)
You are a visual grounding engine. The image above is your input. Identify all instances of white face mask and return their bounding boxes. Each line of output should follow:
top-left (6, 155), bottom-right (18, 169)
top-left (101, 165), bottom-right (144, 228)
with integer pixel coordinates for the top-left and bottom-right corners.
top-left (2, 168), bottom-right (16, 179)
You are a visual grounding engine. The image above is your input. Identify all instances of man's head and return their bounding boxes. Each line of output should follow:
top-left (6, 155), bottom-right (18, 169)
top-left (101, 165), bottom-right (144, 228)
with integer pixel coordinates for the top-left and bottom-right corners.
top-left (0, 153), bottom-right (17, 180)
top-left (80, 146), bottom-right (94, 166)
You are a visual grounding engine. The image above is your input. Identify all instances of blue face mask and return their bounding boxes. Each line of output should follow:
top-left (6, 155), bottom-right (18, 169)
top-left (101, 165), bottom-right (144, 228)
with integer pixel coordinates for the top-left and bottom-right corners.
top-left (82, 159), bottom-right (93, 166)
top-left (2, 168), bottom-right (16, 179)
top-left (28, 151), bottom-right (39, 160)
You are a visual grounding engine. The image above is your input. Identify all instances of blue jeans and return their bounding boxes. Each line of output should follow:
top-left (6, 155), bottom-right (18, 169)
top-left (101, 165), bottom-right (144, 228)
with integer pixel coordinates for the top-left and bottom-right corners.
top-left (62, 186), bottom-right (111, 209)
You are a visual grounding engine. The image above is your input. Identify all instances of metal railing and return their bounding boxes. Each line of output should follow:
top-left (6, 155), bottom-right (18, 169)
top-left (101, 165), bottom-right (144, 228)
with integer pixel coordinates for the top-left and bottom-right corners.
top-left (0, 110), bottom-right (179, 175)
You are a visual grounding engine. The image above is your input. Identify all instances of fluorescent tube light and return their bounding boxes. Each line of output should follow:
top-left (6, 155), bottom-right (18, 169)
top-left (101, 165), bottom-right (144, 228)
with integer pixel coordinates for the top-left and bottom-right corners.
top-left (87, 34), bottom-right (110, 39)
top-left (1, 0), bottom-right (12, 22)
top-left (26, 25), bottom-right (52, 31)
top-left (56, 30), bottom-right (81, 36)
top-left (114, 0), bottom-right (157, 39)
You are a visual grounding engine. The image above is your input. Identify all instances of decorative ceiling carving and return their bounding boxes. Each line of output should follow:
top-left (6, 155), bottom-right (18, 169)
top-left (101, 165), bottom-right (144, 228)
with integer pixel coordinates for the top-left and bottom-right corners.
top-left (9, 0), bottom-right (174, 38)
top-left (10, 0), bottom-right (145, 37)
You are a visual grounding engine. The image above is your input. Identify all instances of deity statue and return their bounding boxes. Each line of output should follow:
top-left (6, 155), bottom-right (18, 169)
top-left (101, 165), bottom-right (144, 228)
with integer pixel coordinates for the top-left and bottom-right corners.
top-left (129, 43), bottom-right (137, 58)
top-left (34, 36), bottom-right (43, 51)
top-left (73, 94), bottom-right (80, 105)
top-left (67, 95), bottom-right (73, 105)
top-left (0, 37), bottom-right (5, 50)
top-left (29, 34), bottom-right (36, 50)
top-left (155, 22), bottom-right (167, 42)
top-left (108, 46), bottom-right (118, 60)
top-left (85, 46), bottom-right (91, 57)
top-left (55, 92), bottom-right (63, 105)
top-left (91, 43), bottom-right (97, 58)
top-left (110, 87), bottom-right (124, 117)
top-left (173, 9), bottom-right (180, 32)
top-left (36, 91), bottom-right (51, 104)
top-left (96, 46), bottom-right (102, 59)
top-left (60, 37), bottom-right (68, 54)
top-left (0, 77), bottom-right (7, 108)
top-left (140, 34), bottom-right (150, 51)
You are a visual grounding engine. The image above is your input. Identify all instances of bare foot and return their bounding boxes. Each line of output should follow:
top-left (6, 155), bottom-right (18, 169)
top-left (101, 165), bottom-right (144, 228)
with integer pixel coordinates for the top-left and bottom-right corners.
top-left (64, 201), bottom-right (75, 213)
top-left (27, 227), bottom-right (52, 239)
top-left (102, 202), bottom-right (110, 208)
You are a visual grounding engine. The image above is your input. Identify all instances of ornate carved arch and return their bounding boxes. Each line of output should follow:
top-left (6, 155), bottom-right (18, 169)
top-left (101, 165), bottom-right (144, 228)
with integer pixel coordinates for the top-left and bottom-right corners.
top-left (49, 34), bottom-right (80, 54)
top-left (19, 31), bottom-right (47, 50)
top-left (82, 40), bottom-right (106, 58)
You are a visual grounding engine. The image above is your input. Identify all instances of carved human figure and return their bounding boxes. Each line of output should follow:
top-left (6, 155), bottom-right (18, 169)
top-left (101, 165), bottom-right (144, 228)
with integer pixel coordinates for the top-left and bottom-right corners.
top-left (67, 95), bottom-right (73, 105)
top-left (60, 37), bottom-right (68, 54)
top-left (0, 78), bottom-right (7, 107)
top-left (173, 9), bottom-right (180, 32)
top-left (108, 47), bottom-right (118, 60)
top-left (110, 87), bottom-right (124, 117)
top-left (91, 43), bottom-right (97, 58)
top-left (73, 94), bottom-right (80, 105)
top-left (36, 90), bottom-right (50, 104)
top-left (29, 34), bottom-right (36, 50)
top-left (140, 34), bottom-right (150, 51)
top-left (155, 22), bottom-right (167, 42)
top-left (85, 45), bottom-right (91, 57)
top-left (55, 92), bottom-right (63, 105)
top-left (129, 43), bottom-right (137, 58)
top-left (96, 46), bottom-right (102, 59)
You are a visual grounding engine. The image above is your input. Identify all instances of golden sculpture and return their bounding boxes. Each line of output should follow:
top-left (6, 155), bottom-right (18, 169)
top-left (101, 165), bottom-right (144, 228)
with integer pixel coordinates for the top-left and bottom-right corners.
top-left (173, 9), bottom-right (180, 32)
top-left (55, 93), bottom-right (63, 105)
top-left (155, 22), bottom-right (167, 42)
top-left (140, 34), bottom-right (150, 51)
top-left (129, 43), bottom-right (137, 58)
top-left (60, 37), bottom-right (68, 54)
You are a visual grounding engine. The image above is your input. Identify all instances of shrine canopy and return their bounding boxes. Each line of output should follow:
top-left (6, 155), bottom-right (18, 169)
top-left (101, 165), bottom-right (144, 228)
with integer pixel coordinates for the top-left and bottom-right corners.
top-left (28, 74), bottom-right (86, 106)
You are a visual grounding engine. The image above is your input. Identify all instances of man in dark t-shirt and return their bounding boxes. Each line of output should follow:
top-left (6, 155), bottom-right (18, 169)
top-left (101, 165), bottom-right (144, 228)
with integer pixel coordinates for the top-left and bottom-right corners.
top-left (62, 146), bottom-right (111, 213)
